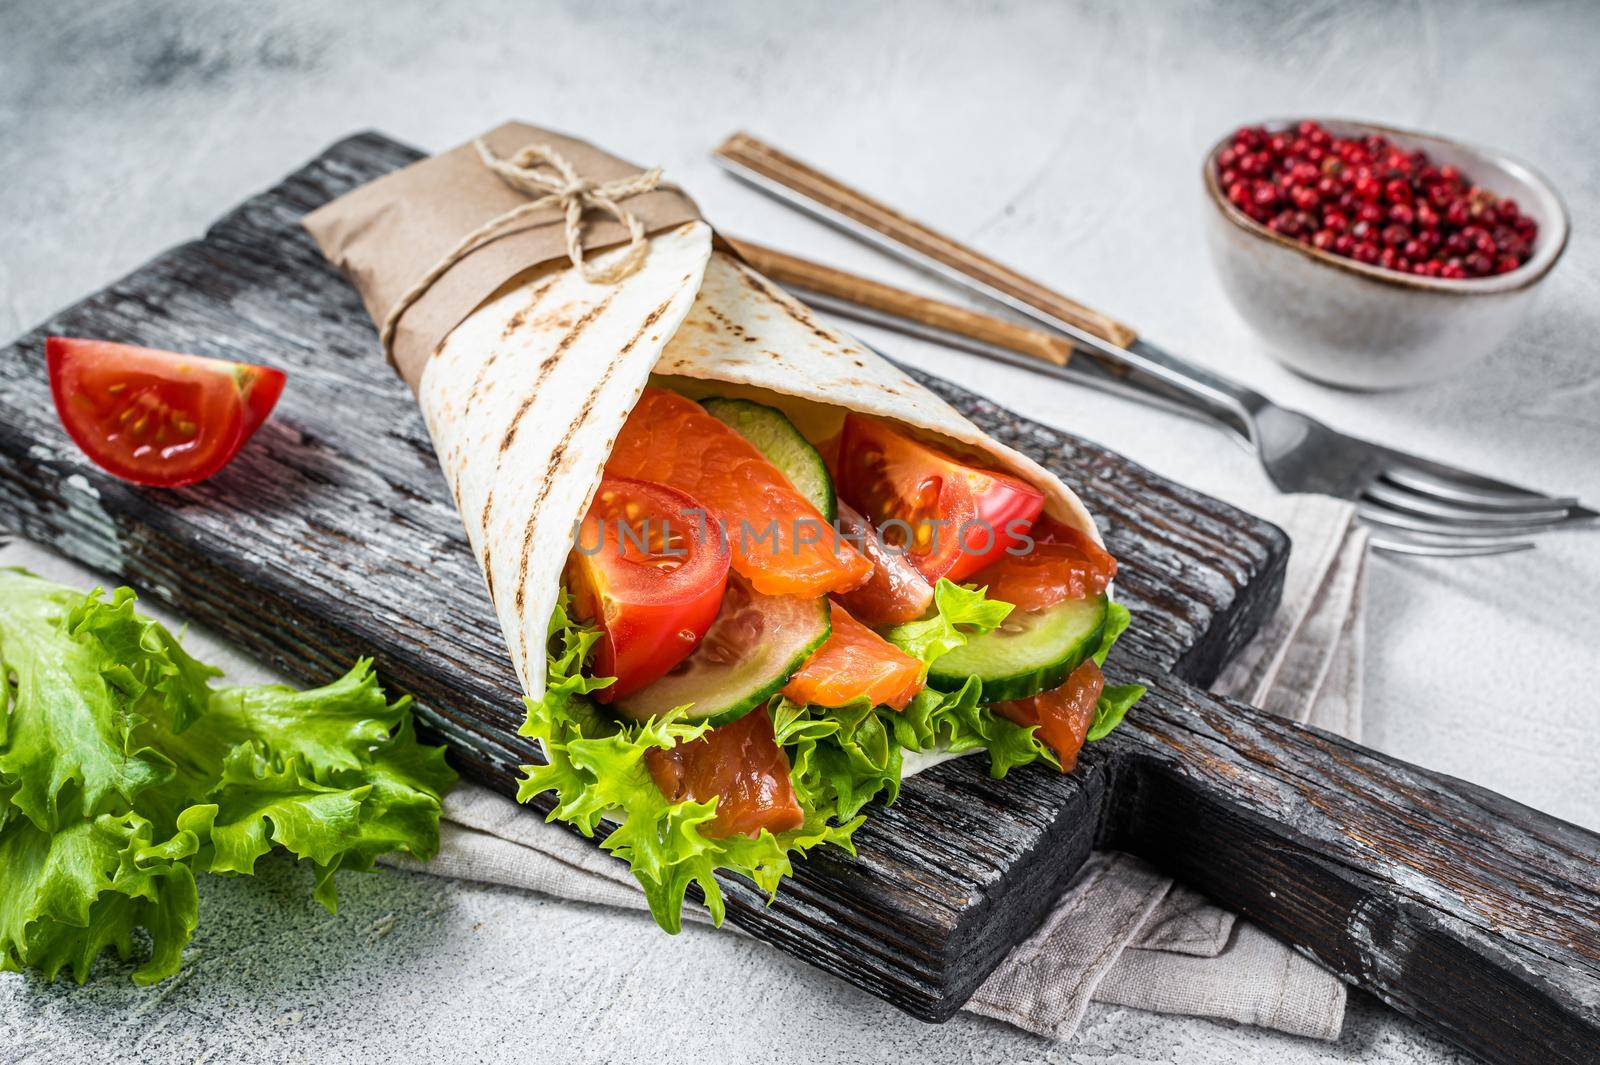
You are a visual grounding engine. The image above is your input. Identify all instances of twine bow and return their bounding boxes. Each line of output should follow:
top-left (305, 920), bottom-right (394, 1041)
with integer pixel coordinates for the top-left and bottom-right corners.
top-left (379, 139), bottom-right (664, 356)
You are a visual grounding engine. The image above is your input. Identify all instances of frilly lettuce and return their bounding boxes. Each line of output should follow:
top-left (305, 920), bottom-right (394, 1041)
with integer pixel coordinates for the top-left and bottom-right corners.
top-left (888, 584), bottom-right (1144, 778)
top-left (1087, 601), bottom-right (1145, 742)
top-left (517, 580), bottom-right (1144, 933)
top-left (0, 569), bottom-right (454, 984)
top-left (885, 578), bottom-right (1013, 663)
top-left (772, 697), bottom-right (902, 819)
top-left (515, 596), bottom-right (860, 933)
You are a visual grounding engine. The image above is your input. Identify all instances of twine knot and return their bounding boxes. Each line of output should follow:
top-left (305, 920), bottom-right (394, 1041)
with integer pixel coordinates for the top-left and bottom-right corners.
top-left (379, 139), bottom-right (663, 356)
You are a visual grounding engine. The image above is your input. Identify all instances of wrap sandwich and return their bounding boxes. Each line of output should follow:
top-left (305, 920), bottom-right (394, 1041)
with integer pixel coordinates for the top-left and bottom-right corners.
top-left (308, 128), bottom-right (1144, 930)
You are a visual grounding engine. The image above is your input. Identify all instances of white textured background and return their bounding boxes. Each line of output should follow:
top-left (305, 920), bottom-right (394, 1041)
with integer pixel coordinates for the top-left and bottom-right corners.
top-left (2, 1), bottom-right (1597, 1062)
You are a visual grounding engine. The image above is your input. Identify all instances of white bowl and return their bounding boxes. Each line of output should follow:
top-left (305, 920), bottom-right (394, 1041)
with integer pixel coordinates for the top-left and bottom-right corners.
top-left (1201, 118), bottom-right (1569, 390)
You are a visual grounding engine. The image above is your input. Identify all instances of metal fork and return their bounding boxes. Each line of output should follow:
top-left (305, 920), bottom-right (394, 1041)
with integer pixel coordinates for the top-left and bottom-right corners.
top-left (712, 135), bottom-right (1595, 557)
top-left (844, 311), bottom-right (1592, 557)
top-left (1099, 339), bottom-right (1595, 556)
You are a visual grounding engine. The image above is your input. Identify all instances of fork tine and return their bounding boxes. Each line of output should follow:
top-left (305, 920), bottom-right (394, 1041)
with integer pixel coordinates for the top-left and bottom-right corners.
top-left (1382, 464), bottom-right (1580, 512)
top-left (1363, 481), bottom-right (1581, 527)
top-left (1368, 533), bottom-right (1536, 558)
top-left (1357, 501), bottom-right (1580, 540)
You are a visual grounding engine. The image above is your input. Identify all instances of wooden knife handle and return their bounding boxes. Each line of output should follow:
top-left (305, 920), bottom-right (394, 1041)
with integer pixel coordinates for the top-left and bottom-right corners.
top-left (724, 237), bottom-right (1074, 367)
top-left (715, 132), bottom-right (1137, 349)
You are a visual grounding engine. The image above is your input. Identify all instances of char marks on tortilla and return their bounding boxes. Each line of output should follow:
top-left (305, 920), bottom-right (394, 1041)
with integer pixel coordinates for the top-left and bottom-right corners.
top-left (419, 233), bottom-right (1104, 702)
top-left (656, 252), bottom-right (1103, 545)
top-left (420, 221), bottom-right (713, 696)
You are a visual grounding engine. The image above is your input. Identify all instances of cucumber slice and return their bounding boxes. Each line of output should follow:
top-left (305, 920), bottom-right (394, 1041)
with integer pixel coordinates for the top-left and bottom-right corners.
top-left (614, 576), bottom-right (830, 726)
top-left (702, 397), bottom-right (836, 521)
top-left (927, 594), bottom-right (1108, 703)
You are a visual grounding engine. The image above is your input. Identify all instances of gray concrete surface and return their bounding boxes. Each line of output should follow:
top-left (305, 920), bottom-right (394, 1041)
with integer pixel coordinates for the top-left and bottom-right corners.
top-left (2, 1), bottom-right (1596, 1061)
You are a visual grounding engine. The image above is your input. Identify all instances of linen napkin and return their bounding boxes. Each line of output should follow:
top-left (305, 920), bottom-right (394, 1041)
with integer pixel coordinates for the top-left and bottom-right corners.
top-left (965, 492), bottom-right (1367, 1041)
top-left (0, 491), bottom-right (1365, 1043)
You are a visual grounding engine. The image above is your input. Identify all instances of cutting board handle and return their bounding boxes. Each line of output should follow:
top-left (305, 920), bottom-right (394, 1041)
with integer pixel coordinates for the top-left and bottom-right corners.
top-left (1105, 683), bottom-right (1600, 1064)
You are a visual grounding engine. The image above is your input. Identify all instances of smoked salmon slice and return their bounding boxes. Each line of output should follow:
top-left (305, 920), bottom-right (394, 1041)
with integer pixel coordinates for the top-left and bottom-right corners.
top-left (645, 707), bottom-right (804, 838)
top-left (992, 659), bottom-right (1105, 771)
top-left (607, 388), bottom-right (872, 598)
top-left (970, 517), bottom-right (1117, 612)
top-left (780, 602), bottom-right (925, 711)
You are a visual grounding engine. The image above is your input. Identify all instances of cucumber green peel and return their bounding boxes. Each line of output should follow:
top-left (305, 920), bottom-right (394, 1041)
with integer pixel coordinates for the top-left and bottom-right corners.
top-left (614, 585), bottom-right (829, 727)
top-left (702, 396), bottom-right (837, 520)
top-left (517, 593), bottom-right (860, 933)
top-left (892, 594), bottom-right (1143, 777)
top-left (521, 582), bottom-right (1142, 933)
top-left (927, 594), bottom-right (1110, 703)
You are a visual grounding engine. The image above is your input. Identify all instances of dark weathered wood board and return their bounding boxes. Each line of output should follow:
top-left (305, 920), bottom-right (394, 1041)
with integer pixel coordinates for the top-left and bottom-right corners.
top-left (1, 133), bottom-right (1596, 1064)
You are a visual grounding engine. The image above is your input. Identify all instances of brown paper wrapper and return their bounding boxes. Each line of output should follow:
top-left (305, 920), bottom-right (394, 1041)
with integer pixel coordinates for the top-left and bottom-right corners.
top-left (303, 121), bottom-right (702, 388)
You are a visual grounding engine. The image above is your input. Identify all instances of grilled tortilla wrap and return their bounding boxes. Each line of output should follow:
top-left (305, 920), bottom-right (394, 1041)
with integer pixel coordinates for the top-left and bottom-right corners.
top-left (418, 221), bottom-right (1104, 700)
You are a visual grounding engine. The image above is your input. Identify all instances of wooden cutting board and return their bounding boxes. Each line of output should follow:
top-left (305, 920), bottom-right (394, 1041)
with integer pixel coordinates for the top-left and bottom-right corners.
top-left (0, 133), bottom-right (1595, 1065)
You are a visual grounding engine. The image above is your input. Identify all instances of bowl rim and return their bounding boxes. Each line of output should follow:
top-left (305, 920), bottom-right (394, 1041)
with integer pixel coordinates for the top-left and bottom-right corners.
top-left (1202, 116), bottom-right (1571, 296)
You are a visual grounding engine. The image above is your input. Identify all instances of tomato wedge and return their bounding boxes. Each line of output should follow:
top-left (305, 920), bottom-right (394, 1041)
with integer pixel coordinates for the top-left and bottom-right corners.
top-left (568, 475), bottom-right (730, 701)
top-left (970, 517), bottom-right (1117, 612)
top-left (644, 707), bottom-right (803, 838)
top-left (46, 337), bottom-right (286, 488)
top-left (831, 501), bottom-right (935, 627)
top-left (834, 414), bottom-right (1044, 585)
top-left (780, 602), bottom-right (925, 711)
top-left (992, 658), bottom-right (1105, 772)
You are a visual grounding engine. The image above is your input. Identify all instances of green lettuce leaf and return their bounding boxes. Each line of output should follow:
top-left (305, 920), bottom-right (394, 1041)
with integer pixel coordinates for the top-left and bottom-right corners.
top-left (1092, 599), bottom-right (1134, 669)
top-left (1088, 683), bottom-right (1145, 742)
top-left (0, 804), bottom-right (201, 986)
top-left (772, 697), bottom-right (902, 820)
top-left (0, 570), bottom-right (452, 984)
top-left (886, 578), bottom-right (1013, 664)
top-left (142, 660), bottom-right (455, 909)
top-left (895, 678), bottom-right (1057, 777)
top-left (1087, 600), bottom-right (1144, 742)
top-left (888, 596), bottom-right (1144, 777)
top-left (0, 573), bottom-right (203, 831)
top-left (516, 596), bottom-right (859, 933)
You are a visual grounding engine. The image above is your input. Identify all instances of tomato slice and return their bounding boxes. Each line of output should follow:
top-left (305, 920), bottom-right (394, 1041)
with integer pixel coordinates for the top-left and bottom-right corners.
top-left (780, 602), bottom-right (925, 711)
top-left (605, 388), bottom-right (872, 598)
top-left (992, 659), bottom-right (1105, 772)
top-left (644, 707), bottom-right (803, 838)
top-left (568, 475), bottom-right (730, 700)
top-left (834, 414), bottom-right (1044, 585)
top-left (46, 337), bottom-right (286, 488)
top-left (831, 501), bottom-right (935, 627)
top-left (970, 517), bottom-right (1117, 612)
